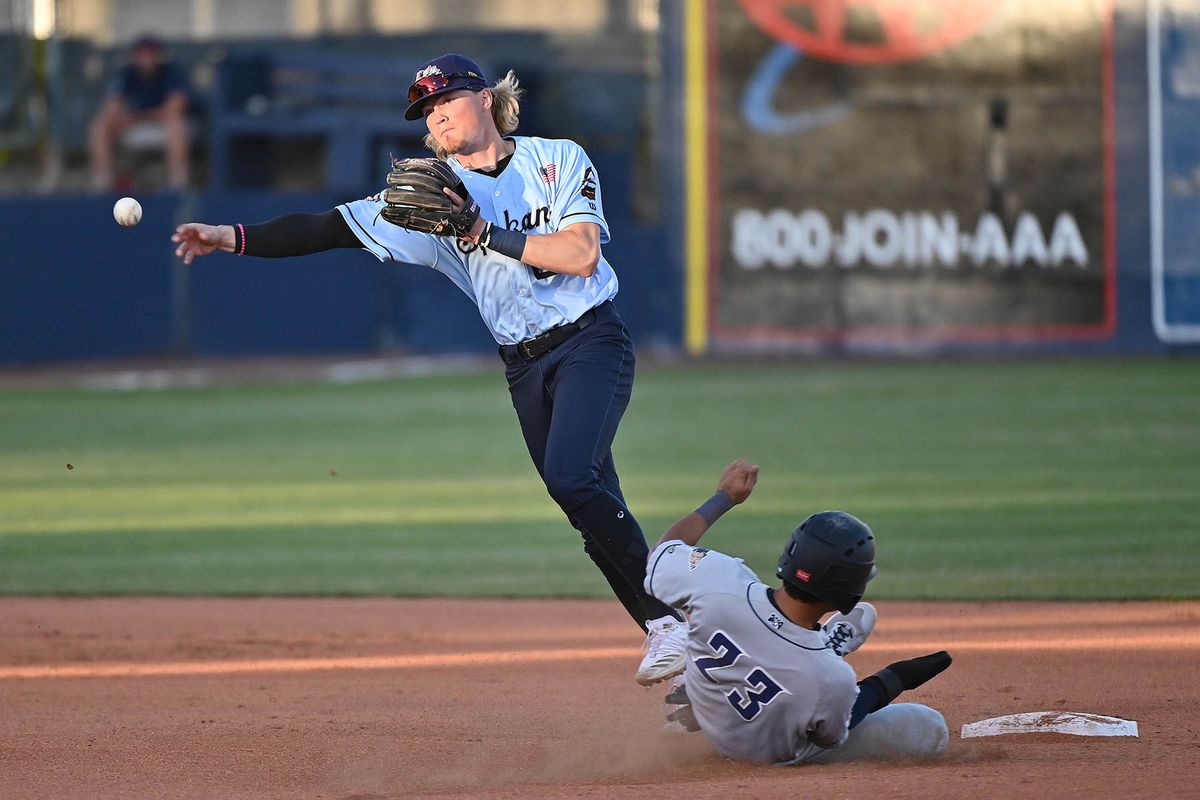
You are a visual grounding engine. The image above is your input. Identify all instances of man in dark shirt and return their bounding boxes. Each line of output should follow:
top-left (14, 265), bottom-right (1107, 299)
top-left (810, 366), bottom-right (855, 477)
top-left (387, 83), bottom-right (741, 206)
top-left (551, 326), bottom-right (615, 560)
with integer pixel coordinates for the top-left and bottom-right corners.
top-left (88, 35), bottom-right (190, 191)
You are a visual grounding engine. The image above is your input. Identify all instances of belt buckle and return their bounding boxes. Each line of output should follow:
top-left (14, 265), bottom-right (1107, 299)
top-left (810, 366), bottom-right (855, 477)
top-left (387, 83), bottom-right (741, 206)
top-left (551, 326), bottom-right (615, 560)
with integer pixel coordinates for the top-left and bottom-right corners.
top-left (519, 340), bottom-right (537, 359)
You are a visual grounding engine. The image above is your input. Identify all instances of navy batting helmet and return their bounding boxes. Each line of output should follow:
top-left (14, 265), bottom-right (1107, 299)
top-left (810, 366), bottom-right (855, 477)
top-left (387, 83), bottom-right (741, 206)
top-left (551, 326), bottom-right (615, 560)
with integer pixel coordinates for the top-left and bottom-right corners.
top-left (776, 511), bottom-right (877, 614)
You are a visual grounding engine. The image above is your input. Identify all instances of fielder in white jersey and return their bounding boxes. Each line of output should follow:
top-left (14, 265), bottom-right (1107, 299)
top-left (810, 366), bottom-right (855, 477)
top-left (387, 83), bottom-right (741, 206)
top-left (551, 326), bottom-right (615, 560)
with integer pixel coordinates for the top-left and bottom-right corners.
top-left (644, 459), bottom-right (953, 765)
top-left (336, 133), bottom-right (615, 346)
top-left (172, 53), bottom-right (689, 686)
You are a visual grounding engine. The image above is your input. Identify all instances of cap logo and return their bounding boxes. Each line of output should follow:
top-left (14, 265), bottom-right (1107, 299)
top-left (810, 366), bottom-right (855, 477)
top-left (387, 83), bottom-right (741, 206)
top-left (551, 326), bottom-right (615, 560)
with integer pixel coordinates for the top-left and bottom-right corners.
top-left (415, 64), bottom-right (444, 80)
top-left (794, 568), bottom-right (811, 583)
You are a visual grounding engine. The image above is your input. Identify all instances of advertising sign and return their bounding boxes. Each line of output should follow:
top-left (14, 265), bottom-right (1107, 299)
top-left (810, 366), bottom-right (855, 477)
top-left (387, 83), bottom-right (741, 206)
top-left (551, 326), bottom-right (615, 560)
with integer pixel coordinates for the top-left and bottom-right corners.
top-left (687, 0), bottom-right (1116, 351)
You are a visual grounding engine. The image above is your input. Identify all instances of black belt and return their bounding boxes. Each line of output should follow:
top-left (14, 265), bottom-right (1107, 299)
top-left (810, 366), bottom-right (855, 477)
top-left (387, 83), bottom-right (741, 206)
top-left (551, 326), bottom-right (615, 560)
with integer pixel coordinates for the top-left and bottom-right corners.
top-left (500, 305), bottom-right (603, 363)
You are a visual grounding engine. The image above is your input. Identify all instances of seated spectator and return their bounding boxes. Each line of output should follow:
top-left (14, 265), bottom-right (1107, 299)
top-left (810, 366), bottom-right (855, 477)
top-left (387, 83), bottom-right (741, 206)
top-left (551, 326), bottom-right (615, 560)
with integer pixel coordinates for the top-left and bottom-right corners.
top-left (88, 35), bottom-right (190, 191)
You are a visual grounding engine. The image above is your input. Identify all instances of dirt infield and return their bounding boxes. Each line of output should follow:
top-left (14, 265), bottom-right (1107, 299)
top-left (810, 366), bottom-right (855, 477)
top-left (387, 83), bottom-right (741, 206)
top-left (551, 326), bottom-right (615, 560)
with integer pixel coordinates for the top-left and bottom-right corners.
top-left (2, 599), bottom-right (1197, 799)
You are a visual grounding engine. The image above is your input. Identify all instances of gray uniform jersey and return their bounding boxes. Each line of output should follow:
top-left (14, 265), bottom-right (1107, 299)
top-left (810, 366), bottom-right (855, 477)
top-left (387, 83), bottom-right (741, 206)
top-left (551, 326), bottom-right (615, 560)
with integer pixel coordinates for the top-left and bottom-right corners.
top-left (645, 540), bottom-right (859, 765)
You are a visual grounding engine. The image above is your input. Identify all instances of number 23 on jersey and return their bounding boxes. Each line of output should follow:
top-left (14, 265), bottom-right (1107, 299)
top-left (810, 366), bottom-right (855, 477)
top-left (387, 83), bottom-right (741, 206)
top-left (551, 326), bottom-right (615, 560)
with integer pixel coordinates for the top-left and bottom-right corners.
top-left (695, 630), bottom-right (790, 721)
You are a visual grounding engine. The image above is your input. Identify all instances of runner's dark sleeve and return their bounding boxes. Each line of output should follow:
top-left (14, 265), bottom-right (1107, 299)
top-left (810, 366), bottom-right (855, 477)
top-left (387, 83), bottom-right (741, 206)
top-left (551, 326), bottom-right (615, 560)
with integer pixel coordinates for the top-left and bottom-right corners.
top-left (239, 210), bottom-right (361, 257)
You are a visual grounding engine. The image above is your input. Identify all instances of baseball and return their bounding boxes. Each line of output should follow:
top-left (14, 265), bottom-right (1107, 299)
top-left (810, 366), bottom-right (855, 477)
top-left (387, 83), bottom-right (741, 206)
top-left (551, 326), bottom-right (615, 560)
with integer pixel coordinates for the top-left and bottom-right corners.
top-left (113, 196), bottom-right (142, 227)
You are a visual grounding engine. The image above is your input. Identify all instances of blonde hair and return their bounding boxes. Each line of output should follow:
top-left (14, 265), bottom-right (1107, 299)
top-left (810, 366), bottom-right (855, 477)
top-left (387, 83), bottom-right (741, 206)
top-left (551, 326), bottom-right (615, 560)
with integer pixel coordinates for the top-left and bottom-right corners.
top-left (424, 70), bottom-right (524, 160)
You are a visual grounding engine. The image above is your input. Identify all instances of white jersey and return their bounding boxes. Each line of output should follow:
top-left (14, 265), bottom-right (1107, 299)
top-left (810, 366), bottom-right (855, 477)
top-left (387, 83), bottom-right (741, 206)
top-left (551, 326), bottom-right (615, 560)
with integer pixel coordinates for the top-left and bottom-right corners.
top-left (336, 135), bottom-right (619, 345)
top-left (645, 540), bottom-right (859, 765)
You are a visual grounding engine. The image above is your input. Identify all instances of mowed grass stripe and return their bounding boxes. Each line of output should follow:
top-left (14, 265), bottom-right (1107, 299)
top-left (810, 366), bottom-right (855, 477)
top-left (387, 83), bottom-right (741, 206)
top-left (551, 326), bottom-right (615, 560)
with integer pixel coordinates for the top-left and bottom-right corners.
top-left (1, 360), bottom-right (1197, 598)
top-left (2, 484), bottom-right (1195, 535)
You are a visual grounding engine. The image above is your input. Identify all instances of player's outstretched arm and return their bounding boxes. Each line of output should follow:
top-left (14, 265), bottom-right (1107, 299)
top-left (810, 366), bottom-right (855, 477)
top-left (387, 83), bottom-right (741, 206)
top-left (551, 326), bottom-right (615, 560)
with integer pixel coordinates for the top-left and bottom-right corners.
top-left (173, 211), bottom-right (362, 264)
top-left (652, 459), bottom-right (759, 550)
top-left (172, 223), bottom-right (233, 264)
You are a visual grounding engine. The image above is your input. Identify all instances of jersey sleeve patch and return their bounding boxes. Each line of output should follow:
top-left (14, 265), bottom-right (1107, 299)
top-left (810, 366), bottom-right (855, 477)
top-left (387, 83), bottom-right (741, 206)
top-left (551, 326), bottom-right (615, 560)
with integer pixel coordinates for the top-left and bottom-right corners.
top-left (579, 166), bottom-right (597, 200)
top-left (547, 141), bottom-right (609, 242)
top-left (647, 542), bottom-right (759, 611)
top-left (645, 540), bottom-right (694, 608)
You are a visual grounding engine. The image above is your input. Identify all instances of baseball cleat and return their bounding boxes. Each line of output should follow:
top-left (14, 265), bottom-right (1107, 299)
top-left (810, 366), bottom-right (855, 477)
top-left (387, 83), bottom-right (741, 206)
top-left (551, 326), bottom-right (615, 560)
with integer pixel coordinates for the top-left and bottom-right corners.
top-left (664, 673), bottom-right (689, 707)
top-left (662, 674), bottom-right (700, 733)
top-left (636, 615), bottom-right (689, 686)
top-left (822, 601), bottom-right (877, 657)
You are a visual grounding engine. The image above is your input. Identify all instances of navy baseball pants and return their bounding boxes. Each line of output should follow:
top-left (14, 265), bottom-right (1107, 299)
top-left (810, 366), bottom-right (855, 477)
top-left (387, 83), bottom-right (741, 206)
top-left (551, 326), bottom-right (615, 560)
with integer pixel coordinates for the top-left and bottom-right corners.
top-left (502, 301), bottom-right (678, 631)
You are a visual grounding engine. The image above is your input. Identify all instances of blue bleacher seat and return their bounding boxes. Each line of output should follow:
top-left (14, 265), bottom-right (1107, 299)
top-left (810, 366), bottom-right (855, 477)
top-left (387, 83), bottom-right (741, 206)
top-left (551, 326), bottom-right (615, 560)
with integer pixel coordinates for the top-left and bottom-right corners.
top-left (209, 51), bottom-right (468, 192)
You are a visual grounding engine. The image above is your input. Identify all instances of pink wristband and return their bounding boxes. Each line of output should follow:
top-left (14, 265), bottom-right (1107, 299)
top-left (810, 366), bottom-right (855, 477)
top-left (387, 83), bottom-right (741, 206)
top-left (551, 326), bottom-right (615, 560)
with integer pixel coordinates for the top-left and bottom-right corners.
top-left (236, 223), bottom-right (246, 256)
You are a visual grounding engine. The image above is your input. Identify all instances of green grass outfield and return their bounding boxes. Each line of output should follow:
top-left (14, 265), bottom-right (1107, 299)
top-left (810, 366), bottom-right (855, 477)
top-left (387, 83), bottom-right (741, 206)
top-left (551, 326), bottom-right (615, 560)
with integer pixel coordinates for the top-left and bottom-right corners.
top-left (1, 359), bottom-right (1197, 599)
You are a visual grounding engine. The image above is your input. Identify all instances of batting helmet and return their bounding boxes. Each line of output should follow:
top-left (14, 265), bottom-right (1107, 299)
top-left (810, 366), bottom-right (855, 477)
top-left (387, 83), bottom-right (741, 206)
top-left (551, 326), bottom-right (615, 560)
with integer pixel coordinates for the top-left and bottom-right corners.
top-left (776, 511), bottom-right (877, 614)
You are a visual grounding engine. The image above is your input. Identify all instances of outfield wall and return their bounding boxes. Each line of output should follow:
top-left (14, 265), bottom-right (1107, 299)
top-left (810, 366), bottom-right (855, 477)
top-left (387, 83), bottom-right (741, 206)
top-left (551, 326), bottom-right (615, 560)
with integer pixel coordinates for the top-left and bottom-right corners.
top-left (2, 3), bottom-right (1197, 364)
top-left (0, 176), bottom-right (680, 363)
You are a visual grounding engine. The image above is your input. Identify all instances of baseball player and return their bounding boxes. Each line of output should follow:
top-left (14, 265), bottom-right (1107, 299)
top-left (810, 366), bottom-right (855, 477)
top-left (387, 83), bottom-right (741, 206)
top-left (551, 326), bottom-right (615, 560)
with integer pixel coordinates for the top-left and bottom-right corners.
top-left (171, 53), bottom-right (687, 684)
top-left (644, 459), bottom-right (952, 764)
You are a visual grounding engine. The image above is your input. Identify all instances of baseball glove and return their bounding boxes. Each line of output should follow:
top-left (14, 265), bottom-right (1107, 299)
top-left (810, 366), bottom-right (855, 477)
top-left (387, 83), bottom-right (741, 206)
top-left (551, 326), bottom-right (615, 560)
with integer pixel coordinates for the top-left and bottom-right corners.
top-left (381, 157), bottom-right (480, 237)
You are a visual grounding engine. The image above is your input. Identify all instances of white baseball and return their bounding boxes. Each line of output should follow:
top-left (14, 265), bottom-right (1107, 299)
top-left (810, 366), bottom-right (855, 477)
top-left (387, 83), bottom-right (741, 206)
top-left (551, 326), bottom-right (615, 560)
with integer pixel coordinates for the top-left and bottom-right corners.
top-left (113, 196), bottom-right (142, 227)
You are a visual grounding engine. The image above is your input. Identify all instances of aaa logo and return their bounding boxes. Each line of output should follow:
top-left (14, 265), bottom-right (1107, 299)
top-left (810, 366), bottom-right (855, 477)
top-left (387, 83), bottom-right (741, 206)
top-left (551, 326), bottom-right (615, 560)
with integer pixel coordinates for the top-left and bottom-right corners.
top-left (737, 0), bottom-right (999, 64)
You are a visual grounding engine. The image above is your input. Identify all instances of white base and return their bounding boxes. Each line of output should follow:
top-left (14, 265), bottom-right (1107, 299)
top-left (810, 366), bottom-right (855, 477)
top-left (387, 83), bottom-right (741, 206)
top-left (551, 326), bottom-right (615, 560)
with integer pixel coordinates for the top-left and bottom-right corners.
top-left (961, 711), bottom-right (1138, 739)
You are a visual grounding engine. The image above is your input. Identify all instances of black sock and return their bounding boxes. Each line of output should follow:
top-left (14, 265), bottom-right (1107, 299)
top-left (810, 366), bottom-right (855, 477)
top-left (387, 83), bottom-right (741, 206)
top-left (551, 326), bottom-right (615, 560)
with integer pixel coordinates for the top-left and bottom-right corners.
top-left (888, 651), bottom-right (953, 690)
top-left (860, 651), bottom-right (953, 713)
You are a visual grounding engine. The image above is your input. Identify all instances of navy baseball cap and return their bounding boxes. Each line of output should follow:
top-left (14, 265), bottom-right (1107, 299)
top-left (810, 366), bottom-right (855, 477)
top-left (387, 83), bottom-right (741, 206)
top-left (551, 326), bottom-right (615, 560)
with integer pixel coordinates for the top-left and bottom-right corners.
top-left (404, 53), bottom-right (487, 121)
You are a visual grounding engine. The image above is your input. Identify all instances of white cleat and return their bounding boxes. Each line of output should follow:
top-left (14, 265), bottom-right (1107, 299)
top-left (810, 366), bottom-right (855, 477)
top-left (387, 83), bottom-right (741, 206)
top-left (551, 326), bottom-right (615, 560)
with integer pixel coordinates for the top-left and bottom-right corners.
top-left (635, 615), bottom-right (689, 686)
top-left (822, 601), bottom-right (877, 657)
